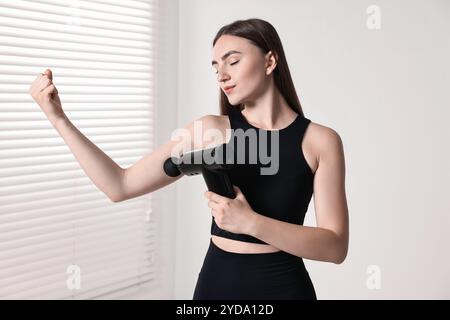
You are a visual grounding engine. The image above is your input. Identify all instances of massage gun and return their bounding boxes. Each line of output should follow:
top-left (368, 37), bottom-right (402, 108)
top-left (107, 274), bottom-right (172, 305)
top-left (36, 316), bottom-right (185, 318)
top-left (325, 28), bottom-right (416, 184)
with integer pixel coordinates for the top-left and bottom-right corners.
top-left (163, 143), bottom-right (236, 199)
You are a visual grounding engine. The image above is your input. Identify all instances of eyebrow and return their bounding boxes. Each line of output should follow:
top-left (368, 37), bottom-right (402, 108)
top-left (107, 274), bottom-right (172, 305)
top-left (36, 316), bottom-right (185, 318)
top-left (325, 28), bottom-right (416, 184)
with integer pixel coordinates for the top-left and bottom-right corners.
top-left (211, 50), bottom-right (242, 66)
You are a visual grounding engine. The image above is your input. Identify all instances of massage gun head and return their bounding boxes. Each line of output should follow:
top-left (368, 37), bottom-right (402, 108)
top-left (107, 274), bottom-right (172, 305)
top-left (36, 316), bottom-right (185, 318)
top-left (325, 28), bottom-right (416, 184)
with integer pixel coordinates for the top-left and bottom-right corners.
top-left (163, 157), bottom-right (182, 177)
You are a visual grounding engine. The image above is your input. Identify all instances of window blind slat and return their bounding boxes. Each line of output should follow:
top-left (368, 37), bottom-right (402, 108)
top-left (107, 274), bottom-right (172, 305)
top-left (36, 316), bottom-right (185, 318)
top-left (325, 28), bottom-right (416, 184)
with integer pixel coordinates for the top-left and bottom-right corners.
top-left (0, 66), bottom-right (154, 79)
top-left (0, 42), bottom-right (151, 62)
top-left (0, 125), bottom-right (152, 140)
top-left (70, 276), bottom-right (155, 301)
top-left (0, 212), bottom-right (154, 237)
top-left (0, 250), bottom-right (155, 288)
top-left (0, 160), bottom-right (146, 178)
top-left (1, 86), bottom-right (152, 96)
top-left (1, 111), bottom-right (153, 123)
top-left (0, 141), bottom-right (149, 159)
top-left (0, 0), bottom-right (153, 25)
top-left (1, 134), bottom-right (151, 152)
top-left (1, 263), bottom-right (156, 298)
top-left (86, 0), bottom-right (153, 11)
top-left (0, 5), bottom-right (154, 33)
top-left (0, 17), bottom-right (153, 44)
top-left (0, 151), bottom-right (149, 167)
top-left (0, 197), bottom-right (148, 222)
top-left (0, 102), bottom-right (154, 111)
top-left (0, 233), bottom-right (155, 265)
top-left (4, 272), bottom-right (155, 300)
top-left (0, 234), bottom-right (155, 266)
top-left (0, 158), bottom-right (143, 177)
top-left (0, 216), bottom-right (154, 249)
top-left (31, 0), bottom-right (154, 18)
top-left (0, 57), bottom-right (153, 73)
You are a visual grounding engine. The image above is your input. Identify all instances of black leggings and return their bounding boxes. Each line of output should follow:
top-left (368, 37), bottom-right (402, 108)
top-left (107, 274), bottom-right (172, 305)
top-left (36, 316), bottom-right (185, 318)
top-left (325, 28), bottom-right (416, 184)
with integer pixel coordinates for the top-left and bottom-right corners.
top-left (193, 238), bottom-right (317, 300)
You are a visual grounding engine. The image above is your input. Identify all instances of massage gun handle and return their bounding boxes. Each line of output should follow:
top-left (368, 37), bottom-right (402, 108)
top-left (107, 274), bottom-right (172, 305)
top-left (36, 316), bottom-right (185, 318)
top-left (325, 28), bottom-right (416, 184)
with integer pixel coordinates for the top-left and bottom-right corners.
top-left (202, 168), bottom-right (236, 199)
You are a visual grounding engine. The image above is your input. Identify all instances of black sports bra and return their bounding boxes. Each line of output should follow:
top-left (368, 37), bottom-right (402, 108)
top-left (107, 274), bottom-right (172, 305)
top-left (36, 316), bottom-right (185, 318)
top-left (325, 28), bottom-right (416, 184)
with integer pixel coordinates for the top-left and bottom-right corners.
top-left (210, 107), bottom-right (315, 244)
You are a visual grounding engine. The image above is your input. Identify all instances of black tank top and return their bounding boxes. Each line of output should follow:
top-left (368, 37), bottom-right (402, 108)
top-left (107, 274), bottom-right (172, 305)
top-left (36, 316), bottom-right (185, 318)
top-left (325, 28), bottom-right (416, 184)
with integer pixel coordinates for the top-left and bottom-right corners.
top-left (210, 107), bottom-right (315, 244)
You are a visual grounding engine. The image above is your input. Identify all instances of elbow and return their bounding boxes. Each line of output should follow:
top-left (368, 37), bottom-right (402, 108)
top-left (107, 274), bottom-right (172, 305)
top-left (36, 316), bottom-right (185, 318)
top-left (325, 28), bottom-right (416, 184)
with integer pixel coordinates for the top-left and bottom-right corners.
top-left (109, 193), bottom-right (124, 203)
top-left (333, 252), bottom-right (347, 264)
top-left (327, 230), bottom-right (348, 264)
top-left (332, 244), bottom-right (348, 264)
top-left (110, 168), bottom-right (126, 203)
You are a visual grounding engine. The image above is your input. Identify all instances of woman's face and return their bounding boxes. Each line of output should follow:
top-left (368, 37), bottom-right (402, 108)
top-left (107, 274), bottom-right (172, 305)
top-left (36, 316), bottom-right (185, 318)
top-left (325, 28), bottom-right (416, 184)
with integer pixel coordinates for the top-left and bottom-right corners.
top-left (212, 35), bottom-right (274, 106)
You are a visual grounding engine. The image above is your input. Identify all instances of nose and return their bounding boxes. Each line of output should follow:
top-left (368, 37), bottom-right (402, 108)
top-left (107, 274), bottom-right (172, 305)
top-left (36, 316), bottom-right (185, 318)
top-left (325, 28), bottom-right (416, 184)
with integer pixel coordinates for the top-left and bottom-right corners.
top-left (216, 65), bottom-right (230, 81)
top-left (217, 70), bottom-right (228, 81)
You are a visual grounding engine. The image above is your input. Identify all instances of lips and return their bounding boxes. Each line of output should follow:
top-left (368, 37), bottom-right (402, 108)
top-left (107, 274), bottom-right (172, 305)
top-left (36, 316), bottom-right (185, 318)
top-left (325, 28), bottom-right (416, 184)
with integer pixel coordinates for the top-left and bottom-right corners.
top-left (224, 85), bottom-right (236, 93)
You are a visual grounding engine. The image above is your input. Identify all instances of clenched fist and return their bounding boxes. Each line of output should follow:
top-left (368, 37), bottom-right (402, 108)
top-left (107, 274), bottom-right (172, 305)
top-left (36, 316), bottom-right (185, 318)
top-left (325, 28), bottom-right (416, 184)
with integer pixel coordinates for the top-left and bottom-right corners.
top-left (28, 69), bottom-right (65, 124)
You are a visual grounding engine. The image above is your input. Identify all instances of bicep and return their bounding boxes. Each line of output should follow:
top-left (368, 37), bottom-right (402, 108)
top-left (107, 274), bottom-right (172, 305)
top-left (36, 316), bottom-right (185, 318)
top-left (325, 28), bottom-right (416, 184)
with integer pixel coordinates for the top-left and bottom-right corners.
top-left (119, 115), bottom-right (217, 201)
top-left (312, 129), bottom-right (349, 243)
top-left (119, 138), bottom-right (186, 201)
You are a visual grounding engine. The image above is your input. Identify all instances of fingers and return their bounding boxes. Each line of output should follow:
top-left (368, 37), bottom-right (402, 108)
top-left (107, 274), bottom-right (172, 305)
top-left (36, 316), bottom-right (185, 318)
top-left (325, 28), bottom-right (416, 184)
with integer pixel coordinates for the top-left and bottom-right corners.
top-left (37, 76), bottom-right (52, 93)
top-left (45, 69), bottom-right (52, 80)
top-left (30, 69), bottom-right (54, 88)
top-left (207, 200), bottom-right (221, 210)
top-left (29, 73), bottom-right (52, 96)
top-left (42, 83), bottom-right (57, 98)
top-left (29, 73), bottom-right (43, 92)
top-left (208, 202), bottom-right (222, 225)
top-left (205, 191), bottom-right (224, 203)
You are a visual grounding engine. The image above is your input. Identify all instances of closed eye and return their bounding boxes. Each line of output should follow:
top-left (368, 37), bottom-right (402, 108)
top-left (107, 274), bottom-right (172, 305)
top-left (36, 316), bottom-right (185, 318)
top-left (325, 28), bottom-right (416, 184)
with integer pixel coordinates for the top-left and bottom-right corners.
top-left (214, 61), bottom-right (240, 74)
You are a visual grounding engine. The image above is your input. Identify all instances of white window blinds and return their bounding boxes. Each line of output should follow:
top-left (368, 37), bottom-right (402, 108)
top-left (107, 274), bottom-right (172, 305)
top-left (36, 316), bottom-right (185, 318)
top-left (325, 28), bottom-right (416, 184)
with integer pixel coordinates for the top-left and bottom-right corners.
top-left (0, 0), bottom-right (160, 299)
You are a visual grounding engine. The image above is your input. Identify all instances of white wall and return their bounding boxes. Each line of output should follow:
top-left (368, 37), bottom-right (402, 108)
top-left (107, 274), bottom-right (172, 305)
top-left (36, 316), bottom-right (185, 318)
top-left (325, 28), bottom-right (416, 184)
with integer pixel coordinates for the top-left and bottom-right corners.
top-left (172, 0), bottom-right (450, 300)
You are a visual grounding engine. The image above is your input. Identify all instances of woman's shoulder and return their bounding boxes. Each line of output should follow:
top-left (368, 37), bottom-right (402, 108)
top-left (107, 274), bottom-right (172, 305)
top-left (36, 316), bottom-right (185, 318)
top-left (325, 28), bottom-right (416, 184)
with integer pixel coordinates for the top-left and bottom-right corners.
top-left (199, 114), bottom-right (230, 130)
top-left (305, 120), bottom-right (344, 161)
top-left (189, 114), bottom-right (231, 147)
top-left (307, 120), bottom-right (342, 141)
top-left (189, 114), bottom-right (225, 128)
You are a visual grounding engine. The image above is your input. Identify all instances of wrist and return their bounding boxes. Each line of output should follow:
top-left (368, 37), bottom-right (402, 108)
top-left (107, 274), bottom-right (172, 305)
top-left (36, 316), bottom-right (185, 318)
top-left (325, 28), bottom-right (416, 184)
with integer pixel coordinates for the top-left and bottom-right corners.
top-left (246, 210), bottom-right (264, 237)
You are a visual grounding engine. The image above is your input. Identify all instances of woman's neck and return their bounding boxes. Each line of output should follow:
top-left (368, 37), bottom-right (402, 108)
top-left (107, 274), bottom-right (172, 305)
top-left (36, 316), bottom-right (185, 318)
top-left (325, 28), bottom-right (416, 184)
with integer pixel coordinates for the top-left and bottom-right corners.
top-left (242, 85), bottom-right (296, 130)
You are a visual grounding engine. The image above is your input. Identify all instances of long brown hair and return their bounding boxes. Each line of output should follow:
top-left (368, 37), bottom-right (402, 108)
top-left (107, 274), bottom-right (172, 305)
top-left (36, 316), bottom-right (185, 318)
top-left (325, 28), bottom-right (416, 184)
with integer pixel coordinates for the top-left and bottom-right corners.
top-left (213, 18), bottom-right (304, 117)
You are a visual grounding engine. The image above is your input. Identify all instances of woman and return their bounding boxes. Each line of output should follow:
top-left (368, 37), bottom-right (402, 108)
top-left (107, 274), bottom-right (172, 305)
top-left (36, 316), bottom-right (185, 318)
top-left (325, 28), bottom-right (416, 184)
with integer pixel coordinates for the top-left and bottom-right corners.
top-left (29, 18), bottom-right (348, 300)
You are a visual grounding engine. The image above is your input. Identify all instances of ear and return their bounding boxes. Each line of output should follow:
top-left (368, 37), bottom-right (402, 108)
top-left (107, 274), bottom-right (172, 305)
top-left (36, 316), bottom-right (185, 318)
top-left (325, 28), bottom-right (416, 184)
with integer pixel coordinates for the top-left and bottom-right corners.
top-left (265, 50), bottom-right (278, 75)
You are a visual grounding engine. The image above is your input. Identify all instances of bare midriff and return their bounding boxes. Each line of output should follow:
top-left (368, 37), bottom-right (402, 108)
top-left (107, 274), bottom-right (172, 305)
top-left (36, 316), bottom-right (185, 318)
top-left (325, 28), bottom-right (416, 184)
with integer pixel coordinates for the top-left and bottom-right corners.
top-left (211, 235), bottom-right (281, 253)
